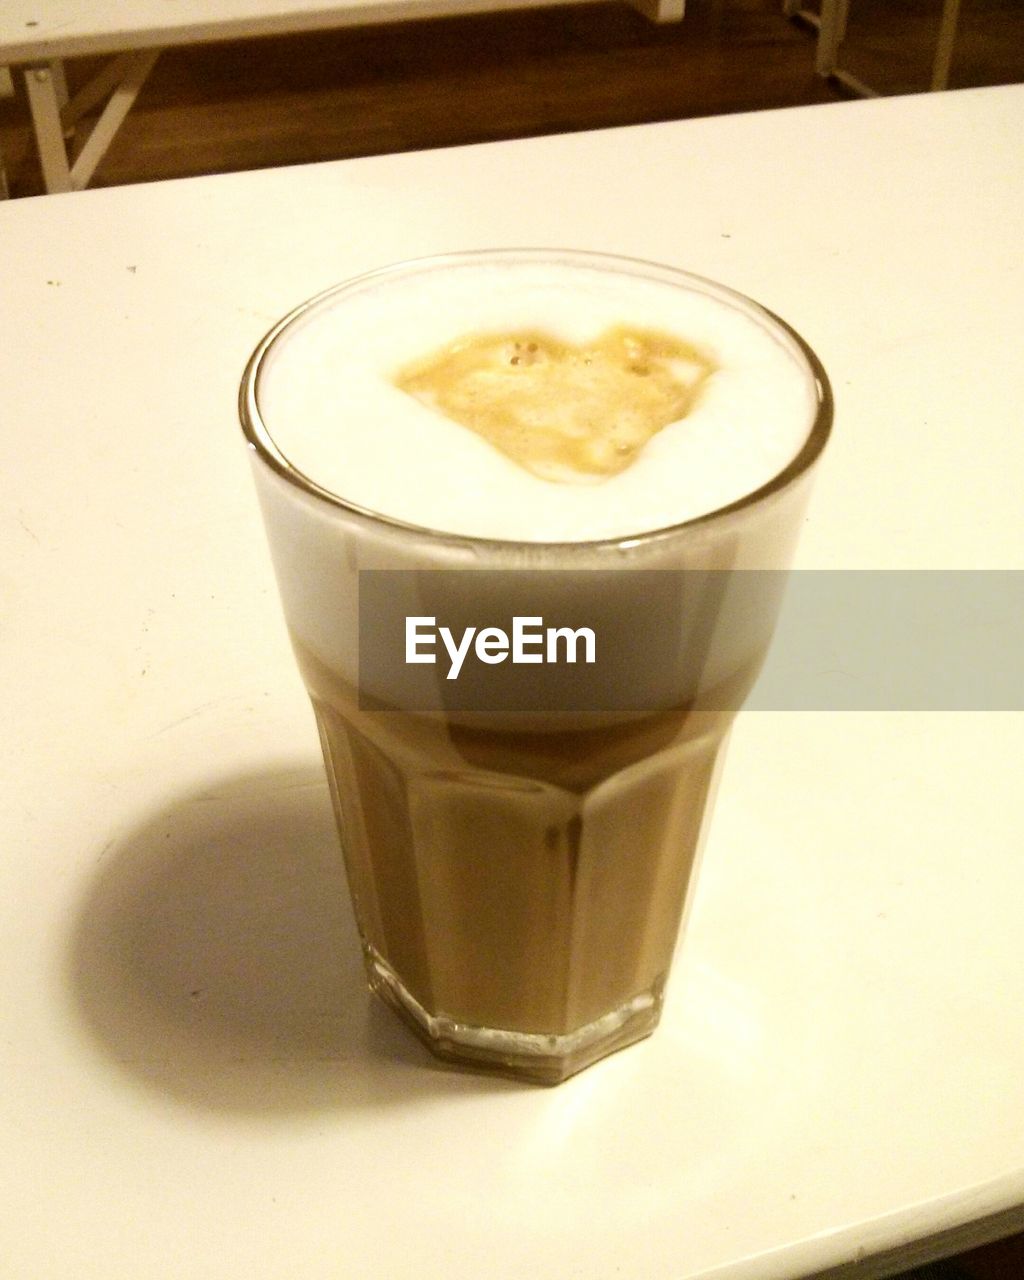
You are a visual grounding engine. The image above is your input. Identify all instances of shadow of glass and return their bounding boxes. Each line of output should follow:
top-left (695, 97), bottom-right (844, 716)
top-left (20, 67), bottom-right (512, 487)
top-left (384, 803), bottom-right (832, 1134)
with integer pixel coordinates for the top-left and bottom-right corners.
top-left (65, 762), bottom-right (522, 1115)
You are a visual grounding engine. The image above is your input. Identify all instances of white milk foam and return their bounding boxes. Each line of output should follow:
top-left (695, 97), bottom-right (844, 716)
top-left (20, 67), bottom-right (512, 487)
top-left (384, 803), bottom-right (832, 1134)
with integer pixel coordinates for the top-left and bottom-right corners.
top-left (257, 258), bottom-right (816, 543)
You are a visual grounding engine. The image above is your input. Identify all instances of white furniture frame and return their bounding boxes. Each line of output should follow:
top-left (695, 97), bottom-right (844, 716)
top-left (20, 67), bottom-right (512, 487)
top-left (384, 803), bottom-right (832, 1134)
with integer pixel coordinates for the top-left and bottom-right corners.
top-left (807, 0), bottom-right (963, 96)
top-left (0, 0), bottom-right (683, 195)
top-left (19, 50), bottom-right (160, 193)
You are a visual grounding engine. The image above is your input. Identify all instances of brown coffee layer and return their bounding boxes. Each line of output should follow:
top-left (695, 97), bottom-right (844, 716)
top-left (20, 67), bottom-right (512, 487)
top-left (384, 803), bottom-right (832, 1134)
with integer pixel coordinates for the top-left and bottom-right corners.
top-left (395, 327), bottom-right (715, 482)
top-left (295, 637), bottom-right (727, 1040)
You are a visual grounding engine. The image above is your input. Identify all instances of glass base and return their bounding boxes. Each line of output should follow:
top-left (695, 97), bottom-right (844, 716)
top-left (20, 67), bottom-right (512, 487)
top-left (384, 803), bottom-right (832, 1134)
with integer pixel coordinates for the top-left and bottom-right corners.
top-left (365, 946), bottom-right (663, 1085)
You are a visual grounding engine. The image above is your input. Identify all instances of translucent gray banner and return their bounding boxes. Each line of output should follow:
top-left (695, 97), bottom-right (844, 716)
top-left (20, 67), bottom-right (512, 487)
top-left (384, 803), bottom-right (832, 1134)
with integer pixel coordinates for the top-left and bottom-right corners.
top-left (750, 570), bottom-right (1024, 710)
top-left (356, 570), bottom-right (1024, 714)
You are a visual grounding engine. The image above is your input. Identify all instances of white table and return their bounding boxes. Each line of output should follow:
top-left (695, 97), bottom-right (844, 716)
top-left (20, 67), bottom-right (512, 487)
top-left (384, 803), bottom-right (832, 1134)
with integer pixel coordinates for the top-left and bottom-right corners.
top-left (0, 0), bottom-right (682, 195)
top-left (2, 86), bottom-right (1023, 1280)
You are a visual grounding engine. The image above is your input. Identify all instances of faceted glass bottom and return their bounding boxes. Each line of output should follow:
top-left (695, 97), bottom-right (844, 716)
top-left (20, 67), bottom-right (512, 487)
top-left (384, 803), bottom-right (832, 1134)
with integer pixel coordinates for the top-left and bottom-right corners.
top-left (296, 644), bottom-right (729, 1086)
top-left (365, 945), bottom-right (664, 1085)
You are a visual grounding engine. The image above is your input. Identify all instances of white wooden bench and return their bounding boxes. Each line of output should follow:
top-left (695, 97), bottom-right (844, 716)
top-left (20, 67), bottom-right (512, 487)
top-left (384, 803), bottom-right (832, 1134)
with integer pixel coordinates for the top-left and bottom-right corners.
top-left (0, 0), bottom-right (684, 195)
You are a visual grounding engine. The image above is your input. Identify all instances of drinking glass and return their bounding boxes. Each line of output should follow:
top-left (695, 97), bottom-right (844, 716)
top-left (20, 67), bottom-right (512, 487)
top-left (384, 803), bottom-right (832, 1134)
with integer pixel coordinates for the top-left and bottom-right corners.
top-left (240, 250), bottom-right (832, 1083)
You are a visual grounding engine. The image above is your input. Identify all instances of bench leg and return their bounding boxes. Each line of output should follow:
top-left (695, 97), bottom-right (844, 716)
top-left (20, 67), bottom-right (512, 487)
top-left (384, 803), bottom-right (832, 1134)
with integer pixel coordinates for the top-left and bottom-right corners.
top-left (70, 50), bottom-right (160, 190)
top-left (0, 66), bottom-right (13, 199)
top-left (815, 0), bottom-right (850, 76)
top-left (931, 0), bottom-right (962, 90)
top-left (24, 64), bottom-right (72, 193)
top-left (23, 49), bottom-right (160, 195)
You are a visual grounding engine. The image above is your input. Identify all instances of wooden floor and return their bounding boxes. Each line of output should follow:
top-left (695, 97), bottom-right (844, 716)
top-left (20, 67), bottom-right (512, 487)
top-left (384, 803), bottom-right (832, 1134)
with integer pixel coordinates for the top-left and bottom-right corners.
top-left (1, 2), bottom-right (1023, 1272)
top-left (2, 0), bottom-right (1021, 198)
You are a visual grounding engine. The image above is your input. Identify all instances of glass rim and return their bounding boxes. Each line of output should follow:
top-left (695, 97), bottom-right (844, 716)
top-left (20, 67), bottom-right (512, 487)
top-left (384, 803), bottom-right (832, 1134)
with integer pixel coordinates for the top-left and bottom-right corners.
top-left (239, 248), bottom-right (833, 552)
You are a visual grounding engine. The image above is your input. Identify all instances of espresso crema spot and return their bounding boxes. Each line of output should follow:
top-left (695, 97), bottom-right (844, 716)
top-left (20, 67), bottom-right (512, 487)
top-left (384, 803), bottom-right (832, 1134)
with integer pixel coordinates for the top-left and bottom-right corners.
top-left (395, 328), bottom-right (716, 482)
top-left (257, 257), bottom-right (818, 541)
